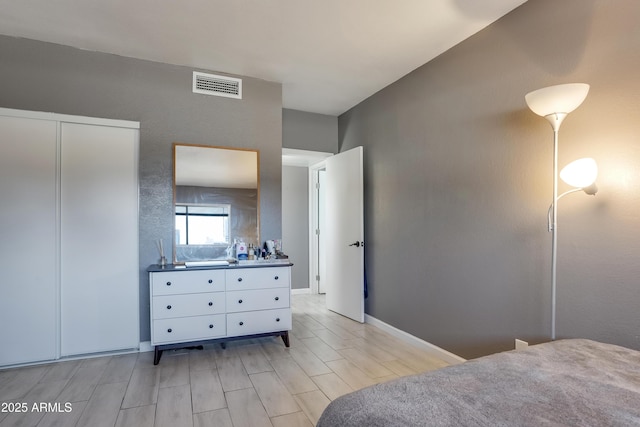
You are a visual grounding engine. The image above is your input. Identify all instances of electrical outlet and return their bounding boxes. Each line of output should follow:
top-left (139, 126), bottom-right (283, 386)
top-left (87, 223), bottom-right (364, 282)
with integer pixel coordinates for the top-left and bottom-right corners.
top-left (515, 339), bottom-right (529, 350)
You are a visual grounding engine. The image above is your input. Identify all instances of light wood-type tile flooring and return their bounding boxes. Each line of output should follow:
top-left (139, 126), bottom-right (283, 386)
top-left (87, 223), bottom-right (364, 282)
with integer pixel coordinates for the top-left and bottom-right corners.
top-left (0, 294), bottom-right (450, 427)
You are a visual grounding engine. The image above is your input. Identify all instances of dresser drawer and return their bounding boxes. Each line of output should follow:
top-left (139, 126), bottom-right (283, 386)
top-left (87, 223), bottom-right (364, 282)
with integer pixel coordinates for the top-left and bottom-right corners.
top-left (151, 270), bottom-right (225, 296)
top-left (227, 308), bottom-right (291, 337)
top-left (153, 293), bottom-right (226, 319)
top-left (152, 314), bottom-right (226, 345)
top-left (226, 288), bottom-right (290, 313)
top-left (226, 267), bottom-right (290, 291)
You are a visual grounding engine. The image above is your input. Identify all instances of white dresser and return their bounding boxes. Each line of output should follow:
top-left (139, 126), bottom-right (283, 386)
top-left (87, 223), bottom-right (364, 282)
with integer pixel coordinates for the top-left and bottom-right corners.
top-left (149, 263), bottom-right (292, 364)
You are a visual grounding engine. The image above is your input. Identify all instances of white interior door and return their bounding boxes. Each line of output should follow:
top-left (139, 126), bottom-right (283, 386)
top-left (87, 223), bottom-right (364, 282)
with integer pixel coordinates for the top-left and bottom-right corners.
top-left (0, 114), bottom-right (58, 366)
top-left (318, 169), bottom-right (327, 294)
top-left (325, 146), bottom-right (364, 322)
top-left (60, 122), bottom-right (139, 356)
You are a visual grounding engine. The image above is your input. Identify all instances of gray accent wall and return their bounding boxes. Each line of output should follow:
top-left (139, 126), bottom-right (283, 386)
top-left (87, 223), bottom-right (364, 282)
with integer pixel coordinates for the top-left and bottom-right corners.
top-left (283, 109), bottom-right (338, 153)
top-left (282, 166), bottom-right (310, 290)
top-left (339, 0), bottom-right (640, 359)
top-left (0, 35), bottom-right (283, 342)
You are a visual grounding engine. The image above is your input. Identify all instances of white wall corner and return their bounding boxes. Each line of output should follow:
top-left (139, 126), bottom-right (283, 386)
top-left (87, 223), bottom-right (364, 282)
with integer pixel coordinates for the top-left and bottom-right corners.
top-left (139, 341), bottom-right (153, 353)
top-left (364, 314), bottom-right (466, 365)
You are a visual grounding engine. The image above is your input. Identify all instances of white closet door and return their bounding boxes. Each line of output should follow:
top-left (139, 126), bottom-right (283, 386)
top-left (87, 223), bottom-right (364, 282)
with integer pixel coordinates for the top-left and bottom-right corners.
top-left (0, 115), bottom-right (58, 366)
top-left (60, 122), bottom-right (139, 356)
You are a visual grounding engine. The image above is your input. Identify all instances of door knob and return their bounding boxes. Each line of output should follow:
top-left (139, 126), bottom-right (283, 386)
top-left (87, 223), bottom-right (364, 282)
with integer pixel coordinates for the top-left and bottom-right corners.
top-left (348, 241), bottom-right (363, 247)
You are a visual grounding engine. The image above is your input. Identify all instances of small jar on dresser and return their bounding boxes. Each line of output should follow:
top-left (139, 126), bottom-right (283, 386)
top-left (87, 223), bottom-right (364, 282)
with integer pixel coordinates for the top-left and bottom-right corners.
top-left (148, 262), bottom-right (292, 364)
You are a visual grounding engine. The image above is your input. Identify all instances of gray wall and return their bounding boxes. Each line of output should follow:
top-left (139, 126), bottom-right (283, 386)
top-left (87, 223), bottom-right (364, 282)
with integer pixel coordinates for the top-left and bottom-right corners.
top-left (339, 0), bottom-right (640, 359)
top-left (282, 166), bottom-right (310, 290)
top-left (283, 108), bottom-right (338, 153)
top-left (0, 35), bottom-right (283, 342)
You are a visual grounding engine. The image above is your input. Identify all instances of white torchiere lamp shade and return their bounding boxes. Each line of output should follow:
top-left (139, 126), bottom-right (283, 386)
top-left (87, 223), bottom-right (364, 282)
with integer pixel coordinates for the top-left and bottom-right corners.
top-left (560, 157), bottom-right (598, 190)
top-left (547, 158), bottom-right (598, 232)
top-left (525, 83), bottom-right (590, 117)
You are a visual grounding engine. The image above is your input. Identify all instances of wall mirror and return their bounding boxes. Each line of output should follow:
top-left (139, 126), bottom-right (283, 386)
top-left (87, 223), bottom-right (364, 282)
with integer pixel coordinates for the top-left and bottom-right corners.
top-left (173, 143), bottom-right (259, 262)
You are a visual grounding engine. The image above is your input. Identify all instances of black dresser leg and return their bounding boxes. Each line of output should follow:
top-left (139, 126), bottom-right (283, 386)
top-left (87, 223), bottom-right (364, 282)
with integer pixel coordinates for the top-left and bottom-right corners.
top-left (281, 331), bottom-right (290, 347)
top-left (153, 347), bottom-right (163, 365)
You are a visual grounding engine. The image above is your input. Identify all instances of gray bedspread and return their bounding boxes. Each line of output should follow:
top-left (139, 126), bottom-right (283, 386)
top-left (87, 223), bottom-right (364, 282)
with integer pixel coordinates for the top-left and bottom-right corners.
top-left (317, 339), bottom-right (640, 426)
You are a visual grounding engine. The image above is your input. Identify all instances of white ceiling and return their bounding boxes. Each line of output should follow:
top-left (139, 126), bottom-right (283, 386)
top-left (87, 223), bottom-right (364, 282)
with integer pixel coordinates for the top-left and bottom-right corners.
top-left (0, 0), bottom-right (526, 116)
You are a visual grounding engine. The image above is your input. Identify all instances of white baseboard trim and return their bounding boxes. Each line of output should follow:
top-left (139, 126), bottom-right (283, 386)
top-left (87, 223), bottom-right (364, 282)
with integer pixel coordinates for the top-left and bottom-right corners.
top-left (291, 288), bottom-right (311, 295)
top-left (1, 347), bottom-right (142, 371)
top-left (364, 314), bottom-right (466, 365)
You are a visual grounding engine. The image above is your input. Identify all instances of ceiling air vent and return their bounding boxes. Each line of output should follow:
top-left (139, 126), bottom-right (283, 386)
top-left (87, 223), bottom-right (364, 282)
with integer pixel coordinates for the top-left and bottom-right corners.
top-left (193, 71), bottom-right (242, 99)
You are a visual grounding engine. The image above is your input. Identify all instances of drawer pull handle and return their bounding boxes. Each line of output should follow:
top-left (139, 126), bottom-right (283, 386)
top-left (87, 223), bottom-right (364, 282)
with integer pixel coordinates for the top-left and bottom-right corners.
top-left (274, 296), bottom-right (279, 301)
top-left (239, 321), bottom-right (244, 326)
top-left (209, 324), bottom-right (214, 328)
top-left (167, 305), bottom-right (172, 310)
top-left (167, 328), bottom-right (172, 333)
top-left (208, 302), bottom-right (213, 306)
top-left (276, 318), bottom-right (281, 322)
top-left (274, 276), bottom-right (279, 280)
top-left (238, 299), bottom-right (243, 304)
top-left (237, 277), bottom-right (243, 282)
top-left (208, 279), bottom-right (213, 284)
top-left (166, 281), bottom-right (171, 286)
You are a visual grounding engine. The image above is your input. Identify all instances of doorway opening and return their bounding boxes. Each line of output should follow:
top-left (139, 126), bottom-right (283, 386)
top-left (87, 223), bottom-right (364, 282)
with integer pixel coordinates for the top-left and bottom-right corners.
top-left (282, 149), bottom-right (332, 295)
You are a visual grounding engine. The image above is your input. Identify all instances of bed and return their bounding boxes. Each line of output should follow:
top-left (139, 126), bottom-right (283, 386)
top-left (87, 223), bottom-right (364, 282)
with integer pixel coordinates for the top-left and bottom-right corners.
top-left (317, 339), bottom-right (640, 426)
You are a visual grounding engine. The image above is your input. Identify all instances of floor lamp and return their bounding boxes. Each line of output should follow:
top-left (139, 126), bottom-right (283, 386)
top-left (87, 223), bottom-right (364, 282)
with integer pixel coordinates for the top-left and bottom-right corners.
top-left (525, 83), bottom-right (598, 340)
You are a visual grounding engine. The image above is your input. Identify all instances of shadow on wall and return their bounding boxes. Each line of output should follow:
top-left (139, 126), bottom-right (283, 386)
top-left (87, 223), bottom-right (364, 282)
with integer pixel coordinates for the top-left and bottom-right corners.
top-left (483, 0), bottom-right (598, 76)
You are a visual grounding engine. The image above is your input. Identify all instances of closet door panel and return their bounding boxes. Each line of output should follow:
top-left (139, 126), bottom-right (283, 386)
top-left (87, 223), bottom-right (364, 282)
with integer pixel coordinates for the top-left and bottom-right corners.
top-left (0, 115), bottom-right (58, 366)
top-left (60, 122), bottom-right (139, 356)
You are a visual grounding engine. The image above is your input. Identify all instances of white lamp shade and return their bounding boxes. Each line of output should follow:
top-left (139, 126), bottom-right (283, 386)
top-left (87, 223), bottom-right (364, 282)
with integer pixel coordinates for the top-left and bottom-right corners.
top-left (525, 83), bottom-right (590, 117)
top-left (560, 158), bottom-right (598, 188)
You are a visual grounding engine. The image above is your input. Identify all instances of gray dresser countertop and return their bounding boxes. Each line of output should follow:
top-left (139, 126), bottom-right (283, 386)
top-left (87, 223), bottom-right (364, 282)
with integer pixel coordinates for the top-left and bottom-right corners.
top-left (147, 260), bottom-right (293, 272)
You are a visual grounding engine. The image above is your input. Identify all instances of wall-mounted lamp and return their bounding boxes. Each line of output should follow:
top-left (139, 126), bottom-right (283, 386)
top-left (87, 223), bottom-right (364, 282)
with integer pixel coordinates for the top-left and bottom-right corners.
top-left (525, 83), bottom-right (597, 341)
